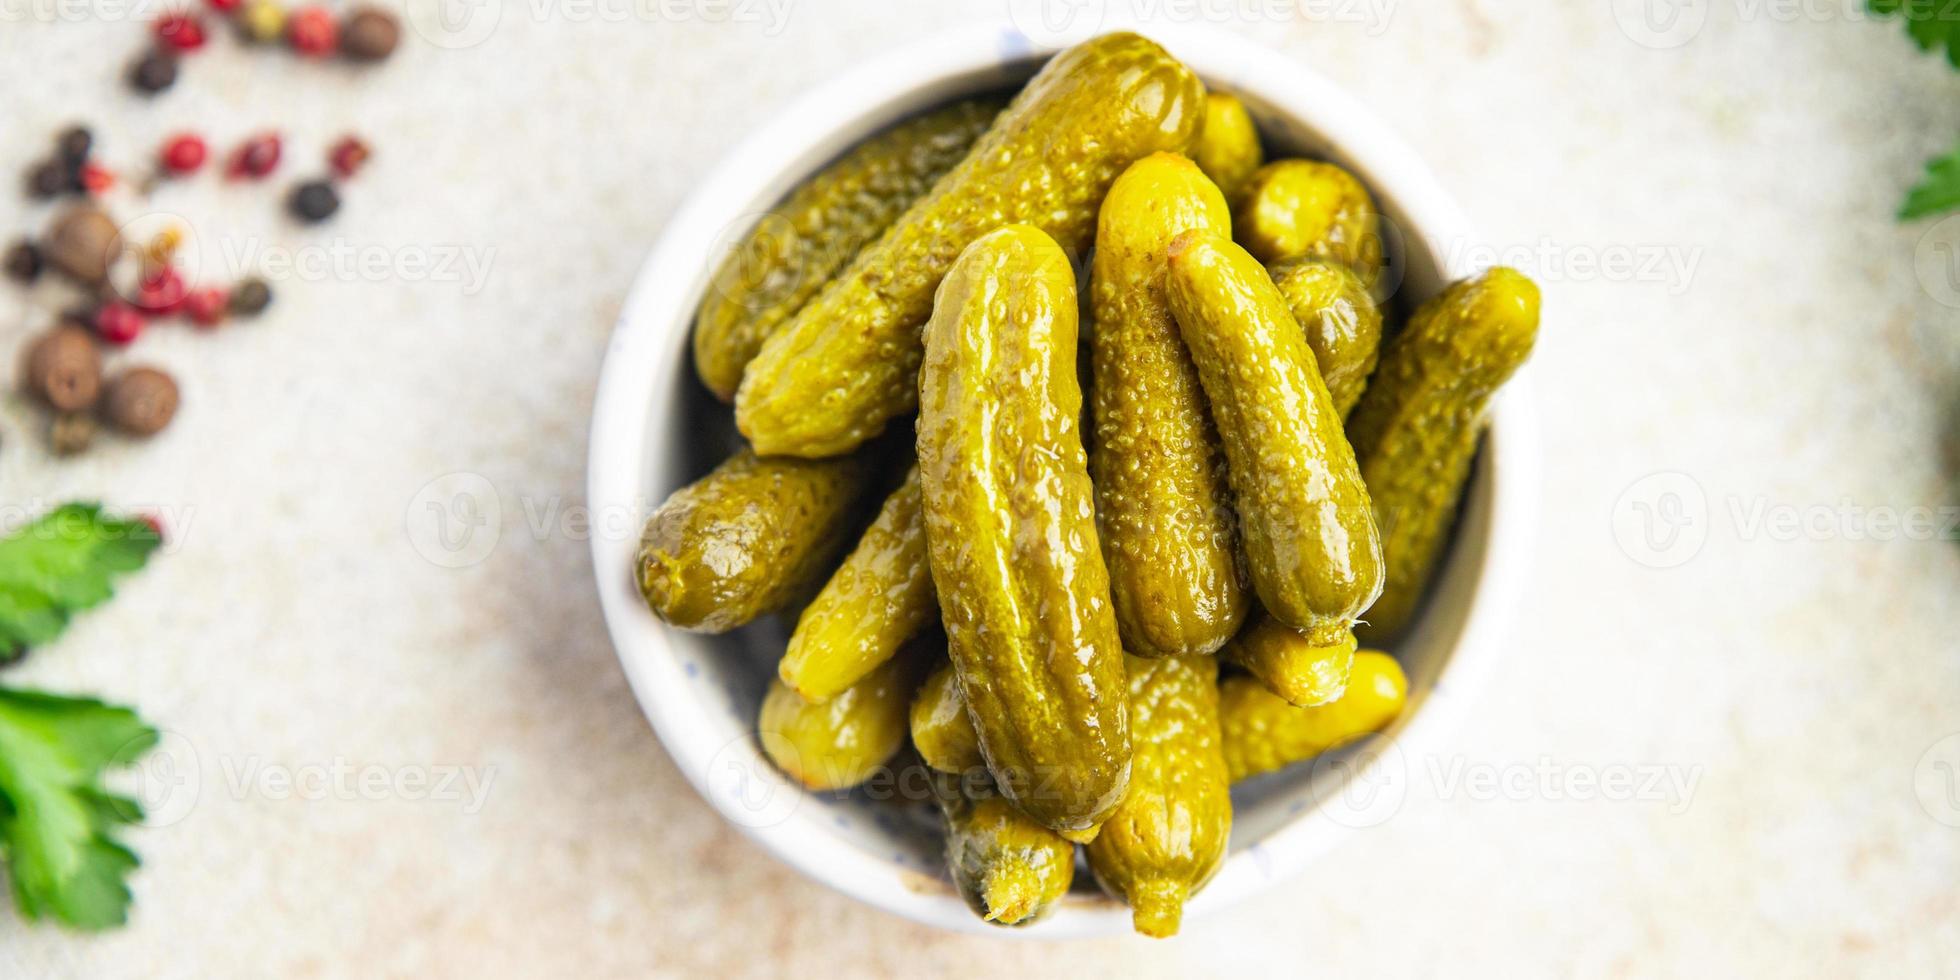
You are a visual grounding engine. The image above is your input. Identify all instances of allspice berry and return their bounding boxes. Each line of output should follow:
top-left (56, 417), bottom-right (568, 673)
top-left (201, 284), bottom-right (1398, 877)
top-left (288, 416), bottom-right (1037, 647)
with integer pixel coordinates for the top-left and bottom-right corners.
top-left (26, 326), bottom-right (103, 412)
top-left (229, 278), bottom-right (273, 316)
top-left (341, 6), bottom-right (400, 61)
top-left (43, 206), bottom-right (122, 285)
top-left (49, 412), bottom-right (97, 457)
top-left (103, 367), bottom-right (179, 437)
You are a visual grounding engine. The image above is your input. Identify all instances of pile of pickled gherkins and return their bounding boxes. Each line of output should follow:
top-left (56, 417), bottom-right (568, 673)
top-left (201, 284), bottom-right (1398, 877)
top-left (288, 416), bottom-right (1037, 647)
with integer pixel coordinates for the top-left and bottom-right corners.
top-left (637, 32), bottom-right (1539, 937)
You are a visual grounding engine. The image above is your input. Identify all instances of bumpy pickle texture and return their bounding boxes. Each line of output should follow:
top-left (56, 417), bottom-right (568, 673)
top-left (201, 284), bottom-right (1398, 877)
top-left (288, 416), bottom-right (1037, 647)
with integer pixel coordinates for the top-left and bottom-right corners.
top-left (779, 468), bottom-right (935, 701)
top-left (1269, 258), bottom-right (1383, 419)
top-left (1087, 654), bottom-right (1232, 938)
top-left (759, 650), bottom-right (921, 791)
top-left (736, 32), bottom-right (1206, 458)
top-left (1347, 268), bottom-right (1540, 643)
top-left (1219, 650), bottom-right (1406, 783)
top-left (692, 98), bottom-right (1003, 400)
top-left (917, 225), bottom-right (1131, 842)
top-left (1164, 232), bottom-right (1383, 643)
top-left (931, 772), bottom-right (1077, 926)
top-left (1234, 159), bottom-right (1384, 288)
top-left (1089, 153), bottom-right (1247, 659)
top-left (636, 448), bottom-right (871, 633)
top-left (1224, 614), bottom-right (1356, 708)
top-left (1191, 92), bottom-right (1263, 206)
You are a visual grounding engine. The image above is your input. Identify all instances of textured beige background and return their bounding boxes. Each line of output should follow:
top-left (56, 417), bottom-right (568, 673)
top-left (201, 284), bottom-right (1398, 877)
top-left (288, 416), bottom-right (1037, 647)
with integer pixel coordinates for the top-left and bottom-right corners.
top-left (2, 1), bottom-right (1958, 976)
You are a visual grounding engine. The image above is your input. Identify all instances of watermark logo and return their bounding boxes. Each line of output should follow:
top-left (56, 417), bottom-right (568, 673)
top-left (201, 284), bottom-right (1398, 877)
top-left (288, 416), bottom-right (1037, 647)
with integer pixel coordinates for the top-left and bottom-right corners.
top-left (1307, 735), bottom-right (1407, 828)
top-left (1612, 471), bottom-right (1709, 568)
top-left (1915, 212), bottom-right (1960, 310)
top-left (1914, 733), bottom-right (1960, 828)
top-left (707, 735), bottom-right (800, 829)
top-left (406, 472), bottom-right (502, 568)
top-left (1612, 0), bottom-right (1710, 48)
top-left (400, 0), bottom-right (503, 49)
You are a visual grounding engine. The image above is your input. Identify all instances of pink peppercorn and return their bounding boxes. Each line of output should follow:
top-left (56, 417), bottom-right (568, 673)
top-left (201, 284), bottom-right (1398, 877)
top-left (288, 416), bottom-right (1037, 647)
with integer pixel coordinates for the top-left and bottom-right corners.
top-left (136, 266), bottom-right (188, 316)
top-left (287, 7), bottom-right (338, 57)
top-left (182, 286), bottom-right (229, 328)
top-left (228, 133), bottom-right (282, 179)
top-left (155, 13), bottom-right (208, 51)
top-left (160, 133), bottom-right (209, 175)
top-left (95, 303), bottom-right (147, 346)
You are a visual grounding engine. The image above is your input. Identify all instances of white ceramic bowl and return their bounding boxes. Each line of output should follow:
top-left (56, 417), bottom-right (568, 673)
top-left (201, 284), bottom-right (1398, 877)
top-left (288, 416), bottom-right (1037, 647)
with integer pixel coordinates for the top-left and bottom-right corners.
top-left (588, 23), bottom-right (1539, 938)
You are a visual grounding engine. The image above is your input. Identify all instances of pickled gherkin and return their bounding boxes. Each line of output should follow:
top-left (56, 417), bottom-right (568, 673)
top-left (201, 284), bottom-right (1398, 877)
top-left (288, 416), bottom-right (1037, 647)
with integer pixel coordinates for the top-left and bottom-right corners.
top-left (1348, 268), bottom-right (1539, 643)
top-left (930, 772), bottom-right (1076, 926)
top-left (779, 468), bottom-right (934, 701)
top-left (917, 225), bottom-right (1131, 842)
top-left (758, 649), bottom-right (923, 791)
top-left (1234, 159), bottom-right (1384, 287)
top-left (1224, 614), bottom-right (1356, 708)
top-left (1087, 654), bottom-right (1231, 938)
top-left (1191, 92), bottom-right (1263, 205)
top-left (736, 32), bottom-right (1206, 458)
top-left (911, 661), bottom-right (984, 775)
top-left (1088, 153), bottom-right (1247, 658)
top-left (692, 98), bottom-right (1003, 401)
top-left (1219, 650), bottom-right (1406, 783)
top-left (1269, 258), bottom-right (1382, 419)
top-left (636, 448), bottom-right (871, 633)
top-left (1164, 232), bottom-right (1383, 644)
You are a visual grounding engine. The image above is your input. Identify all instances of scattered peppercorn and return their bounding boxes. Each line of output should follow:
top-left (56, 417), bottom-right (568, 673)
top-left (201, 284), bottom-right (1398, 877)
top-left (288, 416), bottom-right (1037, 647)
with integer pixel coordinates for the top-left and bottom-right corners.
top-left (340, 6), bottom-right (399, 62)
top-left (155, 13), bottom-right (209, 51)
top-left (4, 241), bottom-right (42, 283)
top-left (104, 367), bottom-right (180, 436)
top-left (160, 133), bottom-right (209, 175)
top-left (228, 277), bottom-right (272, 316)
top-left (129, 49), bottom-right (180, 94)
top-left (135, 265), bottom-right (187, 315)
top-left (44, 207), bottom-right (123, 285)
top-left (286, 6), bottom-right (338, 57)
top-left (50, 412), bottom-right (98, 457)
top-left (94, 303), bottom-right (147, 346)
top-left (56, 126), bottom-right (93, 165)
top-left (207, 0), bottom-right (241, 10)
top-left (327, 136), bottom-right (371, 179)
top-left (239, 0), bottom-right (287, 43)
top-left (79, 162), bottom-right (115, 195)
top-left (229, 133), bottom-right (283, 179)
top-left (288, 179), bottom-right (340, 223)
top-left (27, 327), bottom-right (104, 413)
top-left (26, 160), bottom-right (68, 199)
top-left (182, 286), bottom-right (229, 327)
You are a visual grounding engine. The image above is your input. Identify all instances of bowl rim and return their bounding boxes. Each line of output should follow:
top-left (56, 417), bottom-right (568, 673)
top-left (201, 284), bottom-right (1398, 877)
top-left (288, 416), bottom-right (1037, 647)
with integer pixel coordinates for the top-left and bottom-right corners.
top-left (587, 22), bottom-right (1540, 938)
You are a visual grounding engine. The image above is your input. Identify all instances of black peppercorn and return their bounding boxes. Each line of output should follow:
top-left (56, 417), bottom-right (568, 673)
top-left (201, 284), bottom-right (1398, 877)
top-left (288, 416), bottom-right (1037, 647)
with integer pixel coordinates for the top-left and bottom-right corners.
top-left (129, 49), bottom-right (180, 94)
top-left (56, 126), bottom-right (93, 165)
top-left (228, 278), bottom-right (273, 316)
top-left (4, 241), bottom-right (41, 283)
top-left (26, 160), bottom-right (67, 199)
top-left (288, 179), bottom-right (340, 223)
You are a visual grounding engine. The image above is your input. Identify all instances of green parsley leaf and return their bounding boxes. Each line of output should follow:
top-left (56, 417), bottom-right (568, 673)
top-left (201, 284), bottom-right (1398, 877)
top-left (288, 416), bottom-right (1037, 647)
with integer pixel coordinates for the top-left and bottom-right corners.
top-left (0, 689), bottom-right (157, 929)
top-left (0, 505), bottom-right (161, 663)
top-left (1901, 138), bottom-right (1960, 219)
top-left (1870, 0), bottom-right (1960, 67)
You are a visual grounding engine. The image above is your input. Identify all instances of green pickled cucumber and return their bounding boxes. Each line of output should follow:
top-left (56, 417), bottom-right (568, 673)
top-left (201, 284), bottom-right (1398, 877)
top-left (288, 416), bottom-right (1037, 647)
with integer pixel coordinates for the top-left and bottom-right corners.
top-left (1191, 92), bottom-right (1263, 206)
top-left (917, 225), bottom-right (1131, 842)
top-left (1234, 159), bottom-right (1383, 287)
top-left (693, 98), bottom-right (1003, 401)
top-left (758, 647), bottom-right (922, 791)
top-left (736, 32), bottom-right (1206, 458)
top-left (636, 448), bottom-right (871, 633)
top-left (1269, 258), bottom-right (1383, 419)
top-left (1087, 653), bottom-right (1232, 938)
top-left (1224, 614), bottom-right (1356, 707)
top-left (1348, 268), bottom-right (1539, 642)
top-left (1089, 153), bottom-right (1247, 658)
top-left (1164, 232), bottom-right (1384, 643)
top-left (1220, 650), bottom-right (1406, 783)
top-left (778, 467), bottom-right (934, 701)
top-left (930, 772), bottom-right (1076, 926)
top-left (911, 661), bottom-right (984, 775)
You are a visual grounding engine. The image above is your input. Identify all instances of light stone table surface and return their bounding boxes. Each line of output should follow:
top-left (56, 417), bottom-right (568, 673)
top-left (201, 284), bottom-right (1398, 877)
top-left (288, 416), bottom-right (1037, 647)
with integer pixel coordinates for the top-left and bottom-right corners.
top-left (2, 2), bottom-right (1958, 976)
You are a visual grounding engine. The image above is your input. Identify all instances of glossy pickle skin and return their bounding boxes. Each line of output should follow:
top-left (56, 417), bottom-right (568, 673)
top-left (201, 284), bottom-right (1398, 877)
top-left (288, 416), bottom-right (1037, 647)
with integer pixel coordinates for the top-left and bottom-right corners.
top-left (636, 448), bottom-right (871, 633)
top-left (1234, 159), bottom-right (1383, 287)
top-left (779, 468), bottom-right (935, 701)
top-left (1347, 268), bottom-right (1540, 643)
top-left (911, 661), bottom-right (985, 775)
top-left (1088, 153), bottom-right (1248, 658)
top-left (1219, 650), bottom-right (1406, 783)
top-left (1269, 259), bottom-right (1383, 419)
top-left (917, 225), bottom-right (1132, 842)
top-left (1190, 92), bottom-right (1263, 206)
top-left (930, 772), bottom-right (1076, 926)
top-left (735, 32), bottom-right (1207, 458)
top-left (1164, 233), bottom-right (1384, 644)
top-left (758, 650), bottom-right (922, 791)
top-left (1224, 614), bottom-right (1356, 708)
top-left (692, 98), bottom-right (1003, 401)
top-left (1086, 654), bottom-right (1232, 939)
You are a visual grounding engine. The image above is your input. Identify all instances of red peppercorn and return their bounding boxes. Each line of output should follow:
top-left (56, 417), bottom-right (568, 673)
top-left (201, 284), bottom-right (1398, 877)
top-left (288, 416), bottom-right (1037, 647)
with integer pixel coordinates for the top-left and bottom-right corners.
top-left (182, 286), bottom-right (228, 327)
top-left (79, 162), bottom-right (115, 195)
top-left (155, 13), bottom-right (208, 51)
top-left (95, 303), bottom-right (147, 346)
top-left (136, 265), bottom-right (188, 315)
top-left (228, 133), bottom-right (282, 179)
top-left (160, 134), bottom-right (209, 175)
top-left (327, 136), bottom-right (371, 179)
top-left (287, 7), bottom-right (338, 57)
top-left (206, 0), bottom-right (241, 10)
